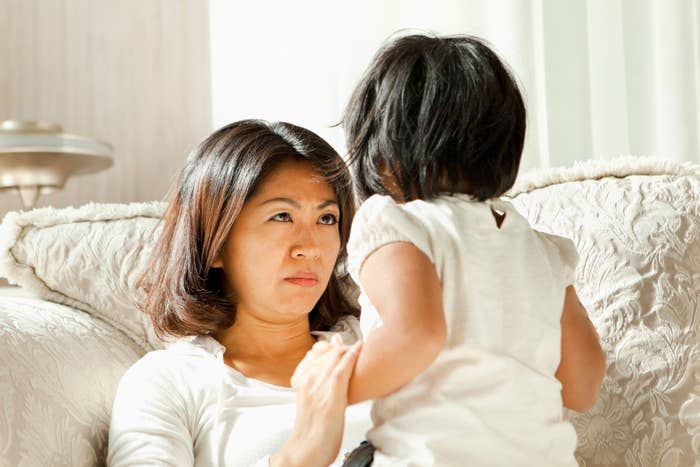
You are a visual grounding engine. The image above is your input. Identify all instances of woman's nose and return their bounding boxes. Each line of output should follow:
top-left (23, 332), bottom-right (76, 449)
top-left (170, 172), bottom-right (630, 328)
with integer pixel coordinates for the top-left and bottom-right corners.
top-left (291, 233), bottom-right (321, 259)
top-left (291, 244), bottom-right (321, 259)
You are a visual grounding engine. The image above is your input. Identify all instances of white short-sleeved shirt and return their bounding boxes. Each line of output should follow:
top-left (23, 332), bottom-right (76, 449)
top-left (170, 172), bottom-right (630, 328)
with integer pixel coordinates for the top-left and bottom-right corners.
top-left (107, 316), bottom-right (371, 467)
top-left (347, 194), bottom-right (579, 467)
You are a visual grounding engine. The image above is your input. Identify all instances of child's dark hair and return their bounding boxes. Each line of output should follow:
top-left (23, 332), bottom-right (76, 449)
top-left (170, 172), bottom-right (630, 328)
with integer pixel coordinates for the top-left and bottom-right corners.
top-left (343, 33), bottom-right (526, 202)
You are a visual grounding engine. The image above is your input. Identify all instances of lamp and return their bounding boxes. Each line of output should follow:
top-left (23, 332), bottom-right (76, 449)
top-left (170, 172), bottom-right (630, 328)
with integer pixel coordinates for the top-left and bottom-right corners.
top-left (0, 120), bottom-right (113, 209)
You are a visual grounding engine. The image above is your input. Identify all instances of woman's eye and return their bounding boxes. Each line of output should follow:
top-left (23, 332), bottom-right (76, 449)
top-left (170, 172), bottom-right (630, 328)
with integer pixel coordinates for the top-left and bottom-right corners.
top-left (318, 214), bottom-right (338, 225)
top-left (270, 212), bottom-right (292, 222)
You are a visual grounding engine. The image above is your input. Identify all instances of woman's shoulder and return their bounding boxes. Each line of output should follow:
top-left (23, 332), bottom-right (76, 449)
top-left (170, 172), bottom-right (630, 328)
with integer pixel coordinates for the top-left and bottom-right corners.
top-left (112, 337), bottom-right (225, 424)
top-left (121, 336), bottom-right (222, 386)
top-left (109, 341), bottom-right (215, 466)
top-left (117, 351), bottom-right (183, 396)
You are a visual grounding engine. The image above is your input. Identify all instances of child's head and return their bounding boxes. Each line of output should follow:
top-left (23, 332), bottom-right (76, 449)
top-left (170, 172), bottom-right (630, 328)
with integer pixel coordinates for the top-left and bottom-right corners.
top-left (343, 33), bottom-right (526, 202)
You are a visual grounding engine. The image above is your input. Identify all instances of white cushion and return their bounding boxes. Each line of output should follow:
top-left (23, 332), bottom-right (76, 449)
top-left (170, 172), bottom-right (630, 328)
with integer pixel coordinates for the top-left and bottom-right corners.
top-left (0, 297), bottom-right (143, 466)
top-left (0, 202), bottom-right (166, 351)
top-left (509, 157), bottom-right (700, 466)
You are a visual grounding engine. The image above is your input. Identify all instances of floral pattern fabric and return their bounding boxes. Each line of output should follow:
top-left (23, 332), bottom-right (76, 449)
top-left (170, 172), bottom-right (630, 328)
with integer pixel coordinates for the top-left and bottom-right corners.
top-left (510, 175), bottom-right (700, 467)
top-left (0, 160), bottom-right (699, 466)
top-left (0, 297), bottom-right (143, 467)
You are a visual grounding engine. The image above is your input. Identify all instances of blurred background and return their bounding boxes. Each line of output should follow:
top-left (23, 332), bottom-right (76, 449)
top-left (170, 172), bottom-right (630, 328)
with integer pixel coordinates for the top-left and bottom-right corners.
top-left (1, 0), bottom-right (698, 211)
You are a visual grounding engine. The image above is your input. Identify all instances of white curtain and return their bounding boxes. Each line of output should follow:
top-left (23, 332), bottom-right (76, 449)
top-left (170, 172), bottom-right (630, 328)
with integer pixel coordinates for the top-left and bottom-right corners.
top-left (210, 0), bottom-right (700, 170)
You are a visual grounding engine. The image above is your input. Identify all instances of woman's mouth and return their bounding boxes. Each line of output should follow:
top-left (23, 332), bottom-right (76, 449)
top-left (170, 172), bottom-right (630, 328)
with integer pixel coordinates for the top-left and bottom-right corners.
top-left (285, 272), bottom-right (319, 288)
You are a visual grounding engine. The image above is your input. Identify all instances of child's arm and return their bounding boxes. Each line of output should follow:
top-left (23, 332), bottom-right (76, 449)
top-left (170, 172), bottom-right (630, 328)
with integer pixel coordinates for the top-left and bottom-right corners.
top-left (555, 286), bottom-right (606, 412)
top-left (347, 242), bottom-right (447, 405)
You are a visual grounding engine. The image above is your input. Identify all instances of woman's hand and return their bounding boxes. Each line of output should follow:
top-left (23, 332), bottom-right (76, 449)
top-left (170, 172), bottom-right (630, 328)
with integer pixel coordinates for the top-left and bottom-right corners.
top-left (270, 335), bottom-right (362, 467)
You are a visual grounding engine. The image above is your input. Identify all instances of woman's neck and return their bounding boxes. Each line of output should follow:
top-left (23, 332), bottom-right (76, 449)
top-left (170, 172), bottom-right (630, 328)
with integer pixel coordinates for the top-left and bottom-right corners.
top-left (214, 308), bottom-right (316, 386)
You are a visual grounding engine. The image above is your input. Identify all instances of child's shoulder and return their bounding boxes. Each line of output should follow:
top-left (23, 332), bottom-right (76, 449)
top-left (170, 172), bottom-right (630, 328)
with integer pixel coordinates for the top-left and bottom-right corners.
top-left (356, 193), bottom-right (402, 213)
top-left (348, 195), bottom-right (435, 277)
top-left (353, 195), bottom-right (441, 241)
top-left (356, 193), bottom-right (473, 216)
top-left (353, 193), bottom-right (495, 236)
top-left (534, 230), bottom-right (578, 259)
top-left (533, 231), bottom-right (579, 284)
top-left (354, 194), bottom-right (419, 225)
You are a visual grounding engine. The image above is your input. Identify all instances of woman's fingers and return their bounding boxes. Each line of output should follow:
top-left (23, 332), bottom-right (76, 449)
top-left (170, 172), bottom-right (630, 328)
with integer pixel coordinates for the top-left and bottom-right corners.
top-left (332, 341), bottom-right (362, 385)
top-left (311, 340), bottom-right (330, 352)
top-left (291, 338), bottom-right (358, 390)
top-left (314, 342), bottom-right (348, 373)
top-left (283, 339), bottom-right (360, 467)
top-left (292, 340), bottom-right (346, 388)
top-left (331, 333), bottom-right (343, 345)
top-left (312, 334), bottom-right (343, 353)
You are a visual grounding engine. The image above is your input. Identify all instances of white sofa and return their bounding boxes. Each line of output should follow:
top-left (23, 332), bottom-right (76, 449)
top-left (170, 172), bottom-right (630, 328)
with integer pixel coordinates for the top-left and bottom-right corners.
top-left (0, 157), bottom-right (698, 467)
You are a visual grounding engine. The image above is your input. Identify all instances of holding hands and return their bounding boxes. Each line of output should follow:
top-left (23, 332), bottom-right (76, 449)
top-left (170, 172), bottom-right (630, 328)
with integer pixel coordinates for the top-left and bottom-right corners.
top-left (271, 335), bottom-right (362, 467)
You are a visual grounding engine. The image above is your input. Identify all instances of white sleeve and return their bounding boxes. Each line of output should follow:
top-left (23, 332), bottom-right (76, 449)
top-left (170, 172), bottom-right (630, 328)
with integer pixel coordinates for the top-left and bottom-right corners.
top-left (347, 195), bottom-right (433, 284)
top-left (107, 353), bottom-right (195, 467)
top-left (545, 234), bottom-right (579, 286)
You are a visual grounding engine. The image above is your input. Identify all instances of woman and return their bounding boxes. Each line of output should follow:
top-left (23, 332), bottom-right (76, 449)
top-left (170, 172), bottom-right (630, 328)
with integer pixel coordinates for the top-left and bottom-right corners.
top-left (107, 120), bottom-right (371, 467)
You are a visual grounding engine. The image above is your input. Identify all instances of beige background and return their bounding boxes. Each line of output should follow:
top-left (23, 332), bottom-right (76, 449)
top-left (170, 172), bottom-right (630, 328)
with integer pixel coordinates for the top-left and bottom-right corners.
top-left (0, 0), bottom-right (212, 212)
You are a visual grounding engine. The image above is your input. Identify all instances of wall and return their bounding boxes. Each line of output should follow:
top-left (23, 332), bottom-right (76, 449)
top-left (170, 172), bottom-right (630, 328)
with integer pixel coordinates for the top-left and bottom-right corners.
top-left (0, 0), bottom-right (212, 211)
top-left (210, 0), bottom-right (700, 171)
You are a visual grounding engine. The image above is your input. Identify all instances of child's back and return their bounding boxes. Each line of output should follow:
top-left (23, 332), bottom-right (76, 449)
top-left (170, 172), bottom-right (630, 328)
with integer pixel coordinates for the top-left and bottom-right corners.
top-left (349, 194), bottom-right (578, 465)
top-left (342, 32), bottom-right (605, 466)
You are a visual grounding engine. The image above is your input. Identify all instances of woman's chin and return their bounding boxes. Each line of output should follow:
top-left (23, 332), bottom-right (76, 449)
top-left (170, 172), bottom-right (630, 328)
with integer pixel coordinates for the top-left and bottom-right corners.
top-left (275, 293), bottom-right (324, 316)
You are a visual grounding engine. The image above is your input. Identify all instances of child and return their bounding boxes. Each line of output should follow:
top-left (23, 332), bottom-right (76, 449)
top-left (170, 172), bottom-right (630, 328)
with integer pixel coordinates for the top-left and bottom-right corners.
top-left (341, 33), bottom-right (605, 466)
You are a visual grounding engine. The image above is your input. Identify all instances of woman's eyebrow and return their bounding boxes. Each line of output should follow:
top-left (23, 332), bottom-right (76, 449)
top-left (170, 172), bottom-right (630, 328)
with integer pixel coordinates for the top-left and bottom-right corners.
top-left (259, 197), bottom-right (338, 209)
top-left (317, 200), bottom-right (339, 209)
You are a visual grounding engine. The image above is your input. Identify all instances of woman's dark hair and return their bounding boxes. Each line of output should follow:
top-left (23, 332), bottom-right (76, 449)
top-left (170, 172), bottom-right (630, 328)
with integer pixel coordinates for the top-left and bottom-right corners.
top-left (343, 33), bottom-right (526, 202)
top-left (140, 120), bottom-right (358, 339)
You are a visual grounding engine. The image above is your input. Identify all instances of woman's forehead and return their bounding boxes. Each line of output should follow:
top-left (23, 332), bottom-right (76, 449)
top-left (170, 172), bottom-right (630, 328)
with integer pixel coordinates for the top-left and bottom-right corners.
top-left (251, 158), bottom-right (337, 201)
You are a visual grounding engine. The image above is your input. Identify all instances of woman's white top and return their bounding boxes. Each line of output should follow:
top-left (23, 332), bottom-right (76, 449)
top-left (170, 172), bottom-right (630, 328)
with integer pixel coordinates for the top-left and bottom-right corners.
top-left (347, 194), bottom-right (580, 467)
top-left (107, 316), bottom-right (371, 467)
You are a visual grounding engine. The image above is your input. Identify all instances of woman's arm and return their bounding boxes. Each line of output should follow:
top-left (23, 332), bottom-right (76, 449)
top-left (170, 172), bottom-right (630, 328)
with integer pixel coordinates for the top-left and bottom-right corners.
top-left (110, 344), bottom-right (361, 467)
top-left (555, 285), bottom-right (606, 412)
top-left (108, 356), bottom-right (194, 466)
top-left (347, 242), bottom-right (447, 405)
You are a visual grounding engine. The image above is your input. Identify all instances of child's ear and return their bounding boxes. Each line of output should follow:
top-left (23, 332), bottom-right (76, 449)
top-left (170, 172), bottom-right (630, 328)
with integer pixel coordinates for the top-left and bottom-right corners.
top-left (211, 255), bottom-right (224, 269)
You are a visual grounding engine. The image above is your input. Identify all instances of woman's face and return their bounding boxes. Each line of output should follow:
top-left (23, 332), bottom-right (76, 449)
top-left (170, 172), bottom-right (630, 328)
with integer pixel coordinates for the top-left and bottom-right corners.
top-left (214, 158), bottom-right (341, 323)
